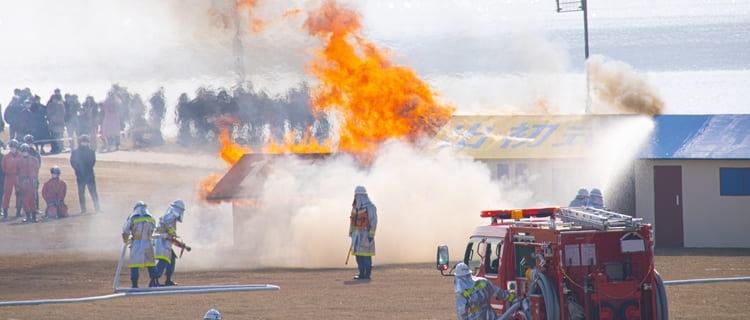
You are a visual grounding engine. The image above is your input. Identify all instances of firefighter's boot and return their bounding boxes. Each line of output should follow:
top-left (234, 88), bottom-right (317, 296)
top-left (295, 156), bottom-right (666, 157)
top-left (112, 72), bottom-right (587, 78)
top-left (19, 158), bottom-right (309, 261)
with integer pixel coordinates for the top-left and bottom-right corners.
top-left (353, 266), bottom-right (365, 280)
top-left (365, 267), bottom-right (372, 279)
top-left (23, 212), bottom-right (31, 223)
top-left (31, 211), bottom-right (38, 223)
top-left (164, 275), bottom-right (177, 286)
top-left (1, 208), bottom-right (6, 218)
top-left (15, 207), bottom-right (21, 218)
top-left (131, 279), bottom-right (138, 288)
top-left (148, 279), bottom-right (160, 288)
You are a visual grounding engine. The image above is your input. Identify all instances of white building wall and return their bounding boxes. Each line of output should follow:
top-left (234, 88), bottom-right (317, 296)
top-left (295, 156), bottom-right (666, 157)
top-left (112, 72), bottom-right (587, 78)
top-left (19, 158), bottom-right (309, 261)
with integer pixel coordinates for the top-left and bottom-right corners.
top-left (635, 159), bottom-right (750, 248)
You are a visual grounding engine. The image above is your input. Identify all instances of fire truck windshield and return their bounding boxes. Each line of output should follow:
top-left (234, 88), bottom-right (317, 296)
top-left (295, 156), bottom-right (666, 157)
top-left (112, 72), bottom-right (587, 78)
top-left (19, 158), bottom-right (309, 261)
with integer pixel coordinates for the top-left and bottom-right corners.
top-left (464, 237), bottom-right (503, 276)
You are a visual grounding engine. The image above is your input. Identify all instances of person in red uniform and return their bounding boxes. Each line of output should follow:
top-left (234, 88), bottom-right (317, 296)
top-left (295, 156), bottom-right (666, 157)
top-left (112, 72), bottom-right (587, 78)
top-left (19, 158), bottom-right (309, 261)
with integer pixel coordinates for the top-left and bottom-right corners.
top-left (42, 165), bottom-right (67, 219)
top-left (18, 143), bottom-right (40, 223)
top-left (1, 139), bottom-right (21, 218)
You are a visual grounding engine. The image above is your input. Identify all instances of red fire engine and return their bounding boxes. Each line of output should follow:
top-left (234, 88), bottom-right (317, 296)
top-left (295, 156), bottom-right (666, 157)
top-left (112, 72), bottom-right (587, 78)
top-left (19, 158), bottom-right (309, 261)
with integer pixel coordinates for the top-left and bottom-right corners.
top-left (437, 206), bottom-right (668, 320)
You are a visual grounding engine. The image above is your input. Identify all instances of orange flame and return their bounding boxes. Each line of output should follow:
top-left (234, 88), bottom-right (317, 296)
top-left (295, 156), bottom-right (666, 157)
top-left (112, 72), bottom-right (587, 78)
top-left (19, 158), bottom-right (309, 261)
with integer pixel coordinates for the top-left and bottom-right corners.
top-left (198, 173), bottom-right (223, 204)
top-left (199, 117), bottom-right (254, 202)
top-left (282, 8), bottom-right (301, 19)
top-left (263, 129), bottom-right (332, 154)
top-left (200, 0), bottom-right (456, 202)
top-left (304, 0), bottom-right (455, 157)
top-left (251, 18), bottom-right (270, 33)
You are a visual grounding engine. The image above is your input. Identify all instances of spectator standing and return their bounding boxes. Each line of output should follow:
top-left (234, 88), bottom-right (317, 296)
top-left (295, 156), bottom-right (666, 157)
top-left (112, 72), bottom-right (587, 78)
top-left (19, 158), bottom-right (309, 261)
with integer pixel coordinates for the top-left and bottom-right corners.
top-left (32, 95), bottom-right (50, 146)
top-left (100, 92), bottom-right (121, 152)
top-left (4, 89), bottom-right (23, 140)
top-left (16, 99), bottom-right (35, 141)
top-left (70, 134), bottom-right (100, 214)
top-left (22, 135), bottom-right (41, 212)
top-left (64, 94), bottom-right (81, 151)
top-left (148, 88), bottom-right (166, 146)
top-left (1, 139), bottom-right (22, 218)
top-left (46, 95), bottom-right (66, 154)
top-left (18, 143), bottom-right (40, 223)
top-left (42, 165), bottom-right (67, 218)
top-left (80, 96), bottom-right (99, 151)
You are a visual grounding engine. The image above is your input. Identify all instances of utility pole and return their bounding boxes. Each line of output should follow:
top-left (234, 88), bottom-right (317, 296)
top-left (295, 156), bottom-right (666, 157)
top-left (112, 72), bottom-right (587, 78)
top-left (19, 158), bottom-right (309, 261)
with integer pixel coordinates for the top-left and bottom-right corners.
top-left (556, 0), bottom-right (591, 112)
top-left (233, 1), bottom-right (247, 85)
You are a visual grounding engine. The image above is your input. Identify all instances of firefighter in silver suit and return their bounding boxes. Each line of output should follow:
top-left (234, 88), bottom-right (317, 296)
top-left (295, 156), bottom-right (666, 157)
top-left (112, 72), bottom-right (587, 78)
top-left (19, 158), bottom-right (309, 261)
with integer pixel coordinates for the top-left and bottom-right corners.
top-left (349, 185), bottom-right (377, 280)
top-left (154, 199), bottom-right (186, 286)
top-left (121, 201), bottom-right (159, 288)
top-left (454, 262), bottom-right (514, 320)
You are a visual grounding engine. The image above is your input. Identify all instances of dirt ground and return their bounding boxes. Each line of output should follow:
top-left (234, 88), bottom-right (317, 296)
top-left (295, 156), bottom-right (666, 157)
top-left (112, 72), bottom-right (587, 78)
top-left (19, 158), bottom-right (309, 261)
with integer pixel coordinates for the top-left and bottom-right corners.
top-left (0, 146), bottom-right (749, 319)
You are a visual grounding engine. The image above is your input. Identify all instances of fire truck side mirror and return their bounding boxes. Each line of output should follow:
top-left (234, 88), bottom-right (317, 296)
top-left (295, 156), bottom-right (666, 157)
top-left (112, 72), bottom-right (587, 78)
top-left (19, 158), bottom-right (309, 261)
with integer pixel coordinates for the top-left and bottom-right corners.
top-left (437, 244), bottom-right (452, 276)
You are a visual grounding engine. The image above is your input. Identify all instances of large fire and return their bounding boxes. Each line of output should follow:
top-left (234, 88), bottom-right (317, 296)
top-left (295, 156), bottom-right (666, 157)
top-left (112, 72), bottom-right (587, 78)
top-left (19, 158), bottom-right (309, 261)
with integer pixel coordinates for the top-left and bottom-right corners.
top-left (200, 0), bottom-right (455, 202)
top-left (304, 1), bottom-right (455, 156)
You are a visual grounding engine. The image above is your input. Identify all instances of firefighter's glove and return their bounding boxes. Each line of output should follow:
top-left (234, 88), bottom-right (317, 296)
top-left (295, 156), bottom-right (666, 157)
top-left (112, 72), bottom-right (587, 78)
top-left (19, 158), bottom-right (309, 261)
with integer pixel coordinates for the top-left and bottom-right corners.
top-left (368, 236), bottom-right (374, 242)
top-left (121, 233), bottom-right (130, 244)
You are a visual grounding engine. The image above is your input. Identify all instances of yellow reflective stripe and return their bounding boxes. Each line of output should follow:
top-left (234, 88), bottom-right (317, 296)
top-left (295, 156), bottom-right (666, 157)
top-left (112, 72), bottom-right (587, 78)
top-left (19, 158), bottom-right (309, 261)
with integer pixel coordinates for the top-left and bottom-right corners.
top-left (462, 281), bottom-right (487, 298)
top-left (131, 235), bottom-right (151, 240)
top-left (129, 262), bottom-right (156, 268)
top-left (467, 306), bottom-right (483, 314)
top-left (368, 230), bottom-right (376, 235)
top-left (155, 254), bottom-right (171, 264)
top-left (352, 252), bottom-right (375, 257)
top-left (132, 216), bottom-right (155, 224)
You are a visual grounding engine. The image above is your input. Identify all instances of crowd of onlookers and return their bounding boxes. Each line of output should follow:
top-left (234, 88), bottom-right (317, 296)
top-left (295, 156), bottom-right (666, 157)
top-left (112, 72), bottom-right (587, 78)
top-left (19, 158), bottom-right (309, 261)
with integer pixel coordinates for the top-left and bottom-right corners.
top-left (2, 82), bottom-right (332, 154)
top-left (0, 82), bottom-right (333, 223)
top-left (2, 85), bottom-right (167, 154)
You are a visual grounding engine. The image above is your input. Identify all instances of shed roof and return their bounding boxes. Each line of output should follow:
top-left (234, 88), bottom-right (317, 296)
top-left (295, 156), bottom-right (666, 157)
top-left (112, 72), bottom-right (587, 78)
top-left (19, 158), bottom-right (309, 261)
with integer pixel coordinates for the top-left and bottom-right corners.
top-left (643, 114), bottom-right (750, 159)
top-left (206, 153), bottom-right (332, 201)
top-left (432, 114), bottom-right (750, 160)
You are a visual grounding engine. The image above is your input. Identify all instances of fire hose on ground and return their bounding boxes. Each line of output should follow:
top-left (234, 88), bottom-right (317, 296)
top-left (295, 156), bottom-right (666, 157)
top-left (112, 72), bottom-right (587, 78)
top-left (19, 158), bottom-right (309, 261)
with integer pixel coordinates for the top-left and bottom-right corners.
top-left (0, 243), bottom-right (279, 307)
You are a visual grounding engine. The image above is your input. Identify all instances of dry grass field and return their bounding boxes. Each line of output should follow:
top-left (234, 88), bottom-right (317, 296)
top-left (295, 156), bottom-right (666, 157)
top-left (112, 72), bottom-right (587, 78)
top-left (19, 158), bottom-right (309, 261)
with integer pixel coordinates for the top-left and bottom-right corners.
top-left (0, 147), bottom-right (748, 319)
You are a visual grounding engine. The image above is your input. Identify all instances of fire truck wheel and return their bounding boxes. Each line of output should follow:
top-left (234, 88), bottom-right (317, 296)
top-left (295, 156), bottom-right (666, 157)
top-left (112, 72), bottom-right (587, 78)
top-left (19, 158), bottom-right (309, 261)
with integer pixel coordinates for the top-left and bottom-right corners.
top-left (618, 300), bottom-right (640, 320)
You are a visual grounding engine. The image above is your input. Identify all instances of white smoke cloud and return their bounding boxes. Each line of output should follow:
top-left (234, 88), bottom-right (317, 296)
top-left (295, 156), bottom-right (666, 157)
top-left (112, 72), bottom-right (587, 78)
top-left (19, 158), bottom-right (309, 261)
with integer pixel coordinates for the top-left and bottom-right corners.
top-left (180, 141), bottom-right (533, 269)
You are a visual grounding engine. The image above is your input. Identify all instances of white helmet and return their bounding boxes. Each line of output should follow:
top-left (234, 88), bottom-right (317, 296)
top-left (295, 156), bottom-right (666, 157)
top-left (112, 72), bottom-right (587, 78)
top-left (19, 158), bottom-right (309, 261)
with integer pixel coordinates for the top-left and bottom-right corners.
top-left (455, 262), bottom-right (472, 277)
top-left (172, 199), bottom-right (186, 211)
top-left (576, 188), bottom-right (589, 198)
top-left (590, 188), bottom-right (602, 197)
top-left (204, 308), bottom-right (222, 320)
top-left (171, 199), bottom-right (185, 222)
top-left (354, 185), bottom-right (367, 195)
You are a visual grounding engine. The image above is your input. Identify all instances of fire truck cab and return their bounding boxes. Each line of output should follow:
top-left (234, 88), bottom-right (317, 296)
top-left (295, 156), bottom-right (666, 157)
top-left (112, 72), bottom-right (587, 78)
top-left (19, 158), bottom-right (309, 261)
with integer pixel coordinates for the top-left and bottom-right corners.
top-left (437, 206), bottom-right (668, 320)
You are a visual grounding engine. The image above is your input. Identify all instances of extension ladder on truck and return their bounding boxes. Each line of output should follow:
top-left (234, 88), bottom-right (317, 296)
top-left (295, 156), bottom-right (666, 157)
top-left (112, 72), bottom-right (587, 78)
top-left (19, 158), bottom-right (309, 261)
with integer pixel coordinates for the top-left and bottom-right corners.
top-left (557, 207), bottom-right (642, 231)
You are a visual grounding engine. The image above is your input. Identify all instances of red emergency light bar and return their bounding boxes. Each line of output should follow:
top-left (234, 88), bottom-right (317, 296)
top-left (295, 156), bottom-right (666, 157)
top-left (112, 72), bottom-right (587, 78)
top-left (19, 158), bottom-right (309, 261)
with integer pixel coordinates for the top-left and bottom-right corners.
top-left (480, 207), bottom-right (559, 220)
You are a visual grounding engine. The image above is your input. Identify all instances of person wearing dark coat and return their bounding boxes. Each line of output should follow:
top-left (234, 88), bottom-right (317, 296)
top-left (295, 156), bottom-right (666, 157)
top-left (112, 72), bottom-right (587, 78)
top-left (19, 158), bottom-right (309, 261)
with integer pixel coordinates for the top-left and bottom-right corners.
top-left (4, 89), bottom-right (23, 140)
top-left (69, 134), bottom-right (100, 214)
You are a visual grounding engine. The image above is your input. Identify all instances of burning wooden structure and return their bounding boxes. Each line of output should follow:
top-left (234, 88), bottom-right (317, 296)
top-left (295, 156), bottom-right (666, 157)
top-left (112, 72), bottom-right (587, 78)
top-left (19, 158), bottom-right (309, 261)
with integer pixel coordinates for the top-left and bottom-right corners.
top-left (205, 153), bottom-right (333, 245)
